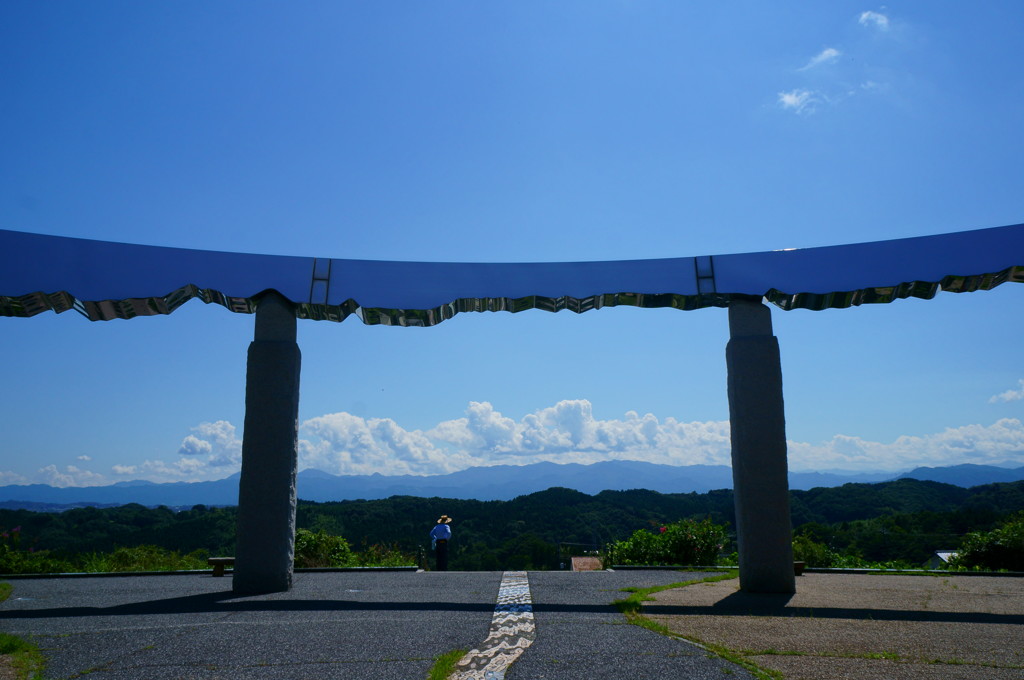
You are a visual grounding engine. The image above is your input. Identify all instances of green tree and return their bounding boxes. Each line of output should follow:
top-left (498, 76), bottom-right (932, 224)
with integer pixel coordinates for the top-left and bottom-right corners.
top-left (950, 512), bottom-right (1024, 571)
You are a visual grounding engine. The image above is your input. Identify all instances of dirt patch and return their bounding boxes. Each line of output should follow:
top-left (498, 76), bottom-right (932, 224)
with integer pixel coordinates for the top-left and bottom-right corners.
top-left (0, 655), bottom-right (18, 680)
top-left (645, 574), bottom-right (1024, 679)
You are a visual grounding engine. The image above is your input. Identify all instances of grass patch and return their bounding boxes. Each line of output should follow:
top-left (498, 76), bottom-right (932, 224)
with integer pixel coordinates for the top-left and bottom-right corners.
top-left (0, 634), bottom-right (35, 656)
top-left (746, 648), bottom-right (902, 662)
top-left (0, 632), bottom-right (47, 680)
top-left (0, 585), bottom-right (48, 679)
top-left (687, 637), bottom-right (784, 680)
top-left (614, 570), bottom-right (739, 615)
top-left (426, 648), bottom-right (467, 680)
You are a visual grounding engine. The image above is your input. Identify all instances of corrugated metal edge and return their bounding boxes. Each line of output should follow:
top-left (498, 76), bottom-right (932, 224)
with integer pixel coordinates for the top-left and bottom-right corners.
top-left (0, 289), bottom-right (726, 324)
top-left (1, 266), bottom-right (1020, 325)
top-left (765, 265), bottom-right (1024, 311)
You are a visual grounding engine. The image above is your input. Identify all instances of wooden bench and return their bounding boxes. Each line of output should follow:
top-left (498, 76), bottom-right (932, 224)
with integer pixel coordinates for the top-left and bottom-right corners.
top-left (208, 557), bottom-right (235, 577)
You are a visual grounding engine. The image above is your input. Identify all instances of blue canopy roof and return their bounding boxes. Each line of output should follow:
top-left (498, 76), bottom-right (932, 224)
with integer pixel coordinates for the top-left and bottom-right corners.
top-left (1, 224), bottom-right (1021, 325)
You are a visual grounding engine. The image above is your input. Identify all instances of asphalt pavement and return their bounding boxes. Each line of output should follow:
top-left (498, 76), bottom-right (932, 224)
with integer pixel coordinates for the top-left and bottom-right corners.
top-left (507, 571), bottom-right (749, 680)
top-left (0, 570), bottom-right (749, 680)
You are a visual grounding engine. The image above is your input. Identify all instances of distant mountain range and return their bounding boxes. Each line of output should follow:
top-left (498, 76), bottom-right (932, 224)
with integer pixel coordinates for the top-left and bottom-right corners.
top-left (0, 462), bottom-right (1022, 511)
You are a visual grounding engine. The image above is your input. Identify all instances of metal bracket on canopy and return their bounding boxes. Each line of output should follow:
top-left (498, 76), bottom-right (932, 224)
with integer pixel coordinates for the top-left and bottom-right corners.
top-left (309, 258), bottom-right (332, 305)
top-left (695, 255), bottom-right (716, 295)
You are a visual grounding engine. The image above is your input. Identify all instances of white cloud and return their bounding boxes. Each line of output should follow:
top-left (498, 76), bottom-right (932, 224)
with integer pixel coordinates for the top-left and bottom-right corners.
top-left (300, 411), bottom-right (470, 476)
top-left (990, 379), bottom-right (1024, 403)
top-left (102, 421), bottom-right (247, 484)
top-left (177, 420), bottom-right (242, 467)
top-left (77, 455), bottom-right (92, 462)
top-left (0, 471), bottom-right (29, 486)
top-left (859, 10), bottom-right (890, 31)
top-left (35, 465), bottom-right (107, 488)
top-left (789, 418), bottom-right (1024, 472)
top-left (775, 11), bottom-right (899, 114)
top-left (799, 47), bottom-right (841, 71)
top-left (110, 458), bottom-right (211, 481)
top-left (427, 400), bottom-right (732, 468)
top-left (303, 401), bottom-right (1024, 475)
top-left (47, 400), bottom-right (1024, 485)
top-left (778, 89), bottom-right (820, 115)
top-left (295, 400), bottom-right (734, 477)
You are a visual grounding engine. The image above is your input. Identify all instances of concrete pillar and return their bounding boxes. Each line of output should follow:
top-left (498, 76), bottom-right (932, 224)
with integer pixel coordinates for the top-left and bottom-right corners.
top-left (233, 291), bottom-right (301, 594)
top-left (726, 296), bottom-right (795, 594)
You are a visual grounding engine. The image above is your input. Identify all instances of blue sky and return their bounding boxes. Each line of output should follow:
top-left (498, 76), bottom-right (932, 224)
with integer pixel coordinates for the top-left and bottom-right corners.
top-left (1, 2), bottom-right (1022, 487)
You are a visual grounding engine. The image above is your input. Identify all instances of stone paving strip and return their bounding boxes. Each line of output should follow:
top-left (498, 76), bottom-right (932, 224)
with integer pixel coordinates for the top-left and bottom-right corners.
top-left (451, 570), bottom-right (535, 679)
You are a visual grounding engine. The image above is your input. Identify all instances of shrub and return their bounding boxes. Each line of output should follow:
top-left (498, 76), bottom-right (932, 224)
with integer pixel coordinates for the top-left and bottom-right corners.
top-left (950, 512), bottom-right (1024, 571)
top-left (79, 545), bottom-right (209, 572)
top-left (792, 533), bottom-right (840, 567)
top-left (354, 542), bottom-right (415, 567)
top-left (607, 519), bottom-right (726, 566)
top-left (0, 526), bottom-right (73, 574)
top-left (294, 529), bottom-right (354, 568)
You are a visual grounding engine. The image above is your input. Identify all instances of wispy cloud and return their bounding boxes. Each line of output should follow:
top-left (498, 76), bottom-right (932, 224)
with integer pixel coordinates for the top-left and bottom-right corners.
top-left (776, 11), bottom-right (898, 115)
top-left (859, 10), bottom-right (890, 31)
top-left (777, 89), bottom-right (820, 115)
top-left (799, 47), bottom-right (841, 71)
top-left (990, 379), bottom-right (1024, 403)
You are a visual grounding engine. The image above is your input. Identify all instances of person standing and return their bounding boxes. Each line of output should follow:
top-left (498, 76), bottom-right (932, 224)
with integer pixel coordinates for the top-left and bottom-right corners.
top-left (430, 515), bottom-right (453, 571)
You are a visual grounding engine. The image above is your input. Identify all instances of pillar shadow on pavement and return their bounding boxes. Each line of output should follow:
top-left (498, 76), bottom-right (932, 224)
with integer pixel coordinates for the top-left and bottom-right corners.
top-left (643, 589), bottom-right (1024, 625)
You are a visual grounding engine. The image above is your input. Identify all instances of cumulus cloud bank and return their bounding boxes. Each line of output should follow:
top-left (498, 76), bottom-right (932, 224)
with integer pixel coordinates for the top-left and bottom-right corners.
top-left (167, 401), bottom-right (1024, 481)
top-left (425, 400), bottom-right (732, 468)
top-left (300, 412), bottom-right (457, 477)
top-left (4, 400), bottom-right (1022, 487)
top-left (789, 419), bottom-right (1024, 472)
top-left (299, 401), bottom-right (733, 476)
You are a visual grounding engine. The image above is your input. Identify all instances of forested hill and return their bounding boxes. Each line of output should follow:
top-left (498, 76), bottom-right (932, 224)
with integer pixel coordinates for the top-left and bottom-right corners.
top-left (790, 478), bottom-right (1024, 524)
top-left (1, 479), bottom-right (1021, 571)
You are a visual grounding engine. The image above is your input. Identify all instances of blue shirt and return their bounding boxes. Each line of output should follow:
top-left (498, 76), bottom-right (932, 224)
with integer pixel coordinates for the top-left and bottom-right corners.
top-left (430, 524), bottom-right (451, 540)
top-left (430, 523), bottom-right (451, 548)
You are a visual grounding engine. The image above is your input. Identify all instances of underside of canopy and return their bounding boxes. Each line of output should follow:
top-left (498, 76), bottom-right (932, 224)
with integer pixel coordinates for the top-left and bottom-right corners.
top-left (0, 224), bottom-right (1021, 325)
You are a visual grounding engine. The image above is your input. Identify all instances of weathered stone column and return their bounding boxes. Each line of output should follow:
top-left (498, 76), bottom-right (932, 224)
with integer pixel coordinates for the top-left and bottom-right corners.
top-left (726, 296), bottom-right (795, 594)
top-left (233, 291), bottom-right (301, 594)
